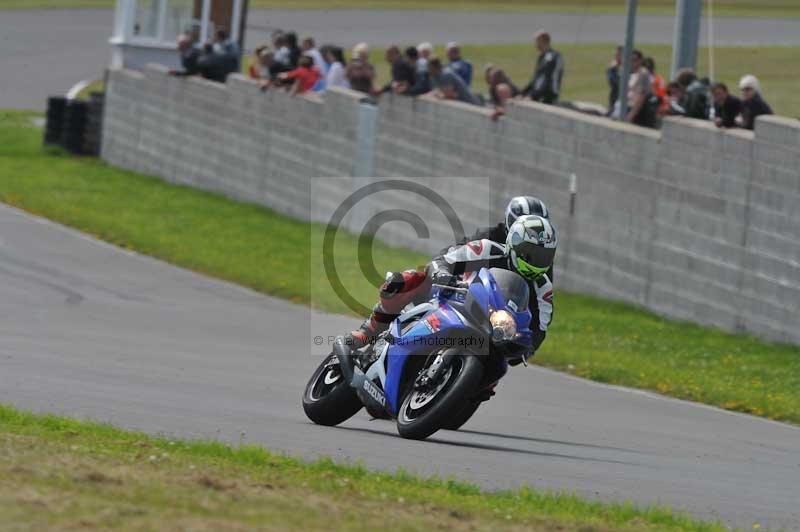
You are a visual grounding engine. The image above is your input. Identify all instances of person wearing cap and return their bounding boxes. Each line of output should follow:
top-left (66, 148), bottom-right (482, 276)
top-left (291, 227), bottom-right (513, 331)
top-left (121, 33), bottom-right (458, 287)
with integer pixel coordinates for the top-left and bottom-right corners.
top-left (416, 42), bottom-right (432, 75)
top-left (737, 75), bottom-right (773, 130)
top-left (446, 42), bottom-right (473, 87)
top-left (346, 42), bottom-right (375, 95)
top-left (521, 30), bottom-right (564, 105)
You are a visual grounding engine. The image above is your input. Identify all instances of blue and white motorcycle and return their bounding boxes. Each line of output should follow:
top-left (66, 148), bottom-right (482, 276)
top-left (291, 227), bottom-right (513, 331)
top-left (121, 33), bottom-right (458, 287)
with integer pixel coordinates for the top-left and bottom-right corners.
top-left (302, 267), bottom-right (533, 440)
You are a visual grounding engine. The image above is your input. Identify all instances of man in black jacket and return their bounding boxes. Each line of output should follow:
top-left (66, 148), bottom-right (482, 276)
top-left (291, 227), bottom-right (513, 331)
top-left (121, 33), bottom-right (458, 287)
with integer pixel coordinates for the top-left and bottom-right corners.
top-left (711, 83), bottom-right (742, 128)
top-left (521, 31), bottom-right (564, 104)
top-left (172, 34), bottom-right (202, 76)
top-left (381, 46), bottom-right (415, 95)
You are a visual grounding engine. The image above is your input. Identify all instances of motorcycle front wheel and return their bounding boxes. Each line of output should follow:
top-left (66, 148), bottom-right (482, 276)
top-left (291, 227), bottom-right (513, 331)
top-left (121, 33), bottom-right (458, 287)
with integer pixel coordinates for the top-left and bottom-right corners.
top-left (396, 351), bottom-right (483, 440)
top-left (302, 353), bottom-right (363, 426)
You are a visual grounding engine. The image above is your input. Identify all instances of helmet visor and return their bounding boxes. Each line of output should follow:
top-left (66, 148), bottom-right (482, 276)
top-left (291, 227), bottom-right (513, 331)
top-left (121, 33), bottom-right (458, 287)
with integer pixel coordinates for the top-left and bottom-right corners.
top-left (513, 243), bottom-right (554, 280)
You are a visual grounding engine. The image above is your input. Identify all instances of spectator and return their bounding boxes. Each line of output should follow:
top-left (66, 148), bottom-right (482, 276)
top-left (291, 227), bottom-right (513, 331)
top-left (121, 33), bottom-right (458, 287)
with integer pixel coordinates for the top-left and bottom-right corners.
top-left (606, 45), bottom-right (622, 116)
top-left (405, 47), bottom-right (431, 95)
top-left (666, 81), bottom-right (687, 116)
top-left (521, 30), bottom-right (564, 104)
top-left (250, 47), bottom-right (290, 88)
top-left (416, 42), bottom-right (432, 75)
top-left (643, 56), bottom-right (668, 117)
top-left (301, 37), bottom-right (326, 91)
top-left (273, 31), bottom-right (290, 66)
top-left (625, 49), bottom-right (656, 127)
top-left (212, 29), bottom-right (241, 72)
top-left (324, 46), bottom-right (349, 89)
top-left (428, 57), bottom-right (479, 105)
top-left (301, 37), bottom-right (325, 70)
top-left (284, 32), bottom-right (302, 68)
top-left (711, 82), bottom-right (742, 128)
top-left (196, 42), bottom-right (237, 83)
top-left (738, 75), bottom-right (773, 130)
top-left (485, 64), bottom-right (518, 119)
top-left (382, 45), bottom-right (415, 94)
top-left (446, 42), bottom-right (473, 87)
top-left (248, 45), bottom-right (266, 79)
top-left (675, 68), bottom-right (710, 119)
top-left (346, 42), bottom-right (376, 94)
top-left (278, 55), bottom-right (321, 95)
top-left (171, 33), bottom-right (202, 77)
top-left (213, 29), bottom-right (240, 57)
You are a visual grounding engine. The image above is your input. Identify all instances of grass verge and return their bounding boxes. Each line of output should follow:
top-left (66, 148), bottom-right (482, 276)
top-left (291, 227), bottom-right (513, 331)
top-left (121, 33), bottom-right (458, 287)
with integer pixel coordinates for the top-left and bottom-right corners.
top-left (1, 0), bottom-right (798, 18)
top-left (0, 109), bottom-right (798, 424)
top-left (0, 403), bottom-right (730, 531)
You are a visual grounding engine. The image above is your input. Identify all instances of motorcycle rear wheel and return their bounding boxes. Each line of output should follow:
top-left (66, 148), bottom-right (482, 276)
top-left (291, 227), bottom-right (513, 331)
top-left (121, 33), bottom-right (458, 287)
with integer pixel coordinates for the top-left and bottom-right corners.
top-left (302, 353), bottom-right (363, 426)
top-left (396, 351), bottom-right (483, 440)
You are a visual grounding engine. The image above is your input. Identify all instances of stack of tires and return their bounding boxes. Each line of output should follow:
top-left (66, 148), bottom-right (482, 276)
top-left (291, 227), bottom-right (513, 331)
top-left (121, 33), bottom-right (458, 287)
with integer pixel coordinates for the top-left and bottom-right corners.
top-left (43, 92), bottom-right (104, 156)
top-left (43, 97), bottom-right (67, 146)
top-left (59, 100), bottom-right (89, 154)
top-left (81, 92), bottom-right (104, 156)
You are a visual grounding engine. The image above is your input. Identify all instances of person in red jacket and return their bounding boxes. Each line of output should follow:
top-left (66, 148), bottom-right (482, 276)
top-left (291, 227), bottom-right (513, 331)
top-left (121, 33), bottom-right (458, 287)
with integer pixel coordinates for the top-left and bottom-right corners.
top-left (278, 55), bottom-right (321, 95)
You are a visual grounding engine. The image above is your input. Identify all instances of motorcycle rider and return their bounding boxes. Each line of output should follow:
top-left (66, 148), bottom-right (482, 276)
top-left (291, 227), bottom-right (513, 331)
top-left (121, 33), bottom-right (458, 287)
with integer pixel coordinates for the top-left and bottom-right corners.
top-left (456, 195), bottom-right (553, 283)
top-left (348, 215), bottom-right (556, 364)
top-left (459, 195), bottom-right (550, 245)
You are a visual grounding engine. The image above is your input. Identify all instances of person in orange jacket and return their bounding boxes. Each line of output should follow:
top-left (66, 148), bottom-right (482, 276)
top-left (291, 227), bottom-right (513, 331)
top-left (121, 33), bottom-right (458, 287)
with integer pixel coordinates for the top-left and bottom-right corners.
top-left (643, 57), bottom-right (668, 117)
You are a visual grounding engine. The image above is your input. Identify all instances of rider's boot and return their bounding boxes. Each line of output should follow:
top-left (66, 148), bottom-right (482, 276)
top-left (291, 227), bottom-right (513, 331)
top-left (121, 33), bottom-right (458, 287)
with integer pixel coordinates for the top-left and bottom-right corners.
top-left (345, 304), bottom-right (396, 349)
top-left (345, 270), bottom-right (430, 349)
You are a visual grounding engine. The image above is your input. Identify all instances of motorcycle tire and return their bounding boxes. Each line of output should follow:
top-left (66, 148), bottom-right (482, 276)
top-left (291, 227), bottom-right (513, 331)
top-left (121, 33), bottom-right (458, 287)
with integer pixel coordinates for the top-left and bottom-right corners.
top-left (396, 352), bottom-right (483, 440)
top-left (302, 353), bottom-right (362, 426)
top-left (442, 400), bottom-right (481, 431)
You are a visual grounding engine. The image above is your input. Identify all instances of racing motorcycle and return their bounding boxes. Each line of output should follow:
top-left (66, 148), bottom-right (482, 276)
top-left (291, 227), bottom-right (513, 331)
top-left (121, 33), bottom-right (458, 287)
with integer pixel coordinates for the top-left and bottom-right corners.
top-left (302, 267), bottom-right (533, 440)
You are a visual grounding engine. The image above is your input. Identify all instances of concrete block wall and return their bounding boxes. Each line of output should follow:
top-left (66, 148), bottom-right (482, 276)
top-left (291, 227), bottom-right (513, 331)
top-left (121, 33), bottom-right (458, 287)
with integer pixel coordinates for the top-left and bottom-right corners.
top-left (102, 66), bottom-right (800, 345)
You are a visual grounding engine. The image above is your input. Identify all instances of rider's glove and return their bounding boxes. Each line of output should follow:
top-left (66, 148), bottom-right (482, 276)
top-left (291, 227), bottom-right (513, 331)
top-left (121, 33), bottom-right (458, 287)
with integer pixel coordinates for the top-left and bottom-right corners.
top-left (380, 271), bottom-right (406, 297)
top-left (430, 270), bottom-right (460, 287)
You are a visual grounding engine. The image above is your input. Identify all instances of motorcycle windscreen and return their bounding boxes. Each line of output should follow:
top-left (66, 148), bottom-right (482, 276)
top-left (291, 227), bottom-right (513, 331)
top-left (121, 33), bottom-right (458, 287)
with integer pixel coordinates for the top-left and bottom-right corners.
top-left (486, 268), bottom-right (529, 312)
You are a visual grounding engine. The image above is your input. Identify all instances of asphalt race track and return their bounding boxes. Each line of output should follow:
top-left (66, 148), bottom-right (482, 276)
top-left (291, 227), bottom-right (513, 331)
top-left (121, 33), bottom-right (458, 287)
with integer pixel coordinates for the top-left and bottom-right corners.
top-left (2, 8), bottom-right (800, 109)
top-left (1, 203), bottom-right (799, 529)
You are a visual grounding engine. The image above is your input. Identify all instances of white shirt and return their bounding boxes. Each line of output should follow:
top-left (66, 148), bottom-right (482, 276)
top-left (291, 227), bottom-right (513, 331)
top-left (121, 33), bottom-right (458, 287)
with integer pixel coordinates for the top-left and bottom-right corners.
top-left (274, 46), bottom-right (290, 66)
top-left (326, 62), bottom-right (350, 89)
top-left (306, 48), bottom-right (326, 71)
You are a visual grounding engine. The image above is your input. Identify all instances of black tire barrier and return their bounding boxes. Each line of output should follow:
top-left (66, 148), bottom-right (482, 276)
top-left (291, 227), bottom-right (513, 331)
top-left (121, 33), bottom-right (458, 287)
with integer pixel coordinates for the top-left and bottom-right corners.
top-left (43, 92), bottom-right (104, 156)
top-left (82, 92), bottom-right (104, 156)
top-left (60, 100), bottom-right (89, 154)
top-left (43, 96), bottom-right (67, 146)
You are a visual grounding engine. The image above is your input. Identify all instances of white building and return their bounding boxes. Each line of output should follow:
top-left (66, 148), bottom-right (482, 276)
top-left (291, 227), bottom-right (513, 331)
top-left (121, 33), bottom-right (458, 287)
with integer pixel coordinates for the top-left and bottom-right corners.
top-left (110, 0), bottom-right (245, 69)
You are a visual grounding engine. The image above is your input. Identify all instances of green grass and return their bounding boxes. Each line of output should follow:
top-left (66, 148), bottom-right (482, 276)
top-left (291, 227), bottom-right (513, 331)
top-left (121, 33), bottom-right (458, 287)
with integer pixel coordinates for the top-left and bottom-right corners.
top-left (0, 109), bottom-right (799, 424)
top-left (0, 403), bottom-right (732, 531)
top-left (1, 0), bottom-right (798, 18)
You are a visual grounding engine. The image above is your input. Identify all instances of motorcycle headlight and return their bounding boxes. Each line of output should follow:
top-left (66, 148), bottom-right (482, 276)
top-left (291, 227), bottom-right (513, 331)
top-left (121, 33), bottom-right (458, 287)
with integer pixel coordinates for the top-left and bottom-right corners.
top-left (489, 310), bottom-right (517, 342)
